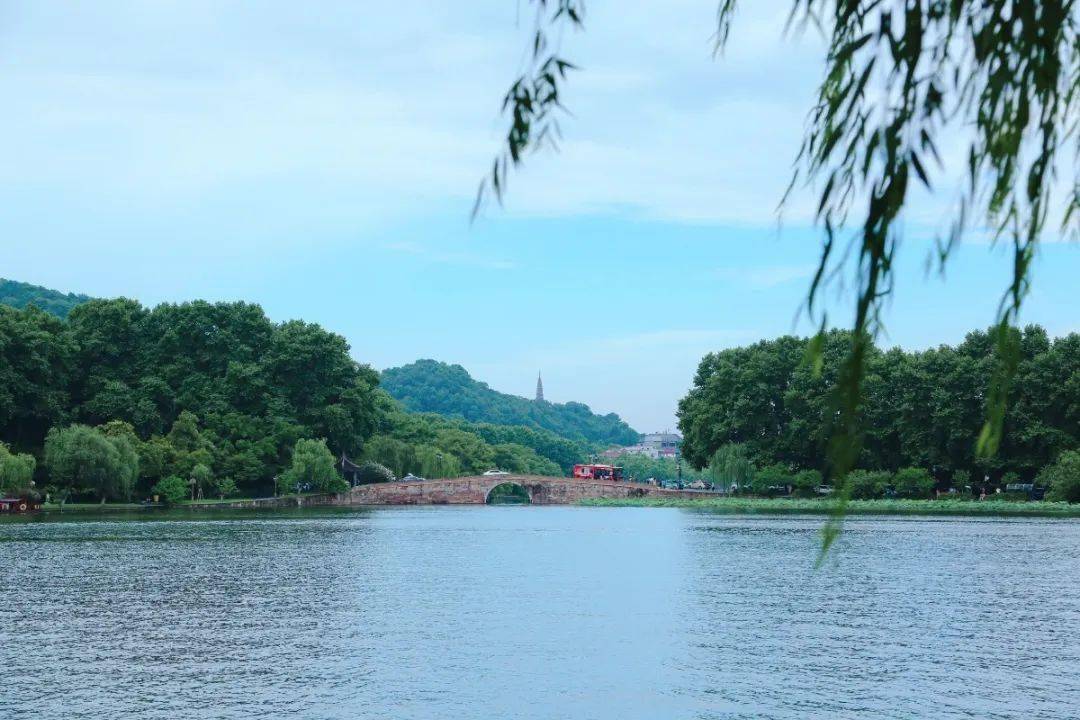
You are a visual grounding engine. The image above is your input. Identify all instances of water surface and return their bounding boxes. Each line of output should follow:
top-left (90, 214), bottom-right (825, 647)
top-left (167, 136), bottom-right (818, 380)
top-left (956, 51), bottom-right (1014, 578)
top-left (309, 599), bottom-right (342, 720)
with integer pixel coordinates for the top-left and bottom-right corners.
top-left (2, 507), bottom-right (1078, 719)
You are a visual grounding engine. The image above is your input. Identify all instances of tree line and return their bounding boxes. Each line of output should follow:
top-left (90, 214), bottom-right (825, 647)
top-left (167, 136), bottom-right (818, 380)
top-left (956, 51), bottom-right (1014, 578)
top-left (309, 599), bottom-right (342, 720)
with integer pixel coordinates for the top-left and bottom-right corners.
top-left (381, 359), bottom-right (640, 446)
top-left (679, 326), bottom-right (1080, 498)
top-left (0, 298), bottom-right (593, 503)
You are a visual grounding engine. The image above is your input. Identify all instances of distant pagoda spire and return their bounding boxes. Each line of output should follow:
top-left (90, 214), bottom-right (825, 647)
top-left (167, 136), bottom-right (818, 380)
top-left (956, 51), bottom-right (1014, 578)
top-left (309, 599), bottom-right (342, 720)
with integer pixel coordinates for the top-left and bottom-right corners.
top-left (535, 371), bottom-right (544, 402)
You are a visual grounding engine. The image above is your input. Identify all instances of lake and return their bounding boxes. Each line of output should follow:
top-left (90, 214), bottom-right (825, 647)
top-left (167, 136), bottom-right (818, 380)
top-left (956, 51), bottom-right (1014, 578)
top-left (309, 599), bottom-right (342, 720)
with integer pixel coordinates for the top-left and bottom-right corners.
top-left (2, 507), bottom-right (1078, 719)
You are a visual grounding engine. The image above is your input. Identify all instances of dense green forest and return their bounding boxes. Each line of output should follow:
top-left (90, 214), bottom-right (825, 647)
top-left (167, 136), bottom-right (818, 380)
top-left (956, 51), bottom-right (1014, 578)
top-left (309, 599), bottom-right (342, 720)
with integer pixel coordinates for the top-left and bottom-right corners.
top-left (0, 278), bottom-right (91, 319)
top-left (382, 359), bottom-right (640, 446)
top-left (678, 326), bottom-right (1080, 488)
top-left (0, 298), bottom-right (592, 502)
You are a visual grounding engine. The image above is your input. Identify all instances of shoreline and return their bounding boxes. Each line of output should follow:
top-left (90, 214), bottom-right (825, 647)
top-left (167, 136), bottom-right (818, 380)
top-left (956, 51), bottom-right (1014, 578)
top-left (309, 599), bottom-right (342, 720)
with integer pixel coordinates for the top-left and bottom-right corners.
top-left (576, 496), bottom-right (1080, 517)
top-left (9, 496), bottom-right (1079, 519)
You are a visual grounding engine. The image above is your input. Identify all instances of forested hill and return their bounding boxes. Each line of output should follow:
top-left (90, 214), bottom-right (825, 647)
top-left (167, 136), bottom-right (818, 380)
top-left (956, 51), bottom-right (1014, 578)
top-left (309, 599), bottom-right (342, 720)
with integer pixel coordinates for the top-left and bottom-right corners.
top-left (0, 278), bottom-right (91, 318)
top-left (381, 360), bottom-right (640, 446)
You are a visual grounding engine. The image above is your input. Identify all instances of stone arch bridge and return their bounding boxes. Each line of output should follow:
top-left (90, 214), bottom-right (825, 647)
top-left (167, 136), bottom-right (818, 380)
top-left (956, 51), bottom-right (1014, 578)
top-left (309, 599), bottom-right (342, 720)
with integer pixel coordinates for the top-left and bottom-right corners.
top-left (333, 474), bottom-right (698, 506)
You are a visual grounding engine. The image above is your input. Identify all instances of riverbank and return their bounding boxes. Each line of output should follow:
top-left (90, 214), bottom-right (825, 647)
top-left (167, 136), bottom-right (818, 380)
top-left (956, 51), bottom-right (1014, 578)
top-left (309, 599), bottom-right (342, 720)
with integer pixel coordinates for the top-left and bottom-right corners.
top-left (36, 494), bottom-right (333, 513)
top-left (578, 496), bottom-right (1080, 517)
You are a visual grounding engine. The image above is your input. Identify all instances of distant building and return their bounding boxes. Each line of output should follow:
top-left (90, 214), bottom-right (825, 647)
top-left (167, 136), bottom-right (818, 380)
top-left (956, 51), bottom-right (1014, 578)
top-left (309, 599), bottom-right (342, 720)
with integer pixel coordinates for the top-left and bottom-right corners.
top-left (601, 431), bottom-right (682, 461)
top-left (535, 371), bottom-right (544, 402)
top-left (642, 432), bottom-right (681, 452)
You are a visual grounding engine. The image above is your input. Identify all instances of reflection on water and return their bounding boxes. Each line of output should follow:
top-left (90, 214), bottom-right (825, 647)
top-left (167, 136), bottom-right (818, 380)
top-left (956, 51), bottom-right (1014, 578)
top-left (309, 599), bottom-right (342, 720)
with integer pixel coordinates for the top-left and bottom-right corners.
top-left (2, 508), bottom-right (1078, 719)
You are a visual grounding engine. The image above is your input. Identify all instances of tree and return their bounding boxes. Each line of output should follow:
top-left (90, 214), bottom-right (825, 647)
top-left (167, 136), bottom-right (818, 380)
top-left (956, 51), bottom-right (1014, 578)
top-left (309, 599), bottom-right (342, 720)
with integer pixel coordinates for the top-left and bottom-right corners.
top-left (279, 438), bottom-right (345, 495)
top-left (708, 443), bottom-right (755, 493)
top-left (211, 476), bottom-right (238, 499)
top-left (1040, 451), bottom-right (1080, 503)
top-left (846, 470), bottom-right (892, 500)
top-left (792, 469), bottom-right (823, 498)
top-left (480, 0), bottom-right (1080, 553)
top-left (152, 475), bottom-right (188, 505)
top-left (190, 463), bottom-right (213, 501)
top-left (951, 470), bottom-right (972, 493)
top-left (0, 306), bottom-right (74, 452)
top-left (44, 424), bottom-right (137, 502)
top-left (356, 461), bottom-right (396, 485)
top-left (752, 464), bottom-right (793, 497)
top-left (893, 468), bottom-right (934, 499)
top-left (0, 442), bottom-right (36, 493)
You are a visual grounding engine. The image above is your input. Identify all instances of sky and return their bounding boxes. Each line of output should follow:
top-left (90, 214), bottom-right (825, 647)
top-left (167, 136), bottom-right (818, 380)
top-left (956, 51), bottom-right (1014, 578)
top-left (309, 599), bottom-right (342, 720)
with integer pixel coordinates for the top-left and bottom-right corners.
top-left (1, 1), bottom-right (1077, 432)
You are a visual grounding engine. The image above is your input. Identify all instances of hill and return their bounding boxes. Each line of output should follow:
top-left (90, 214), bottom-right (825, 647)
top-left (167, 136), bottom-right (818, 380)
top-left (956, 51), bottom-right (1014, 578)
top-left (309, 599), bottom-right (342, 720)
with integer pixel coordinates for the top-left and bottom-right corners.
top-left (0, 278), bottom-right (91, 319)
top-left (381, 359), bottom-right (640, 446)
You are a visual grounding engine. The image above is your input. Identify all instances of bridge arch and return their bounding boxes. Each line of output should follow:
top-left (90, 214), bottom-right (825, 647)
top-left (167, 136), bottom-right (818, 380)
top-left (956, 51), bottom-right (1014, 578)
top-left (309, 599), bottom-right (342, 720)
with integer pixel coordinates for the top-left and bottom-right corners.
top-left (484, 481), bottom-right (532, 505)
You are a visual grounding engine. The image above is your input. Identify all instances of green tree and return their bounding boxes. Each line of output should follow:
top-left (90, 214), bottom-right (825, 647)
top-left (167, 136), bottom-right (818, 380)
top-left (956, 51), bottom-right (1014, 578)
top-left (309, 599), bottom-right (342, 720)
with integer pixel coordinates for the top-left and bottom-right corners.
top-left (152, 475), bottom-right (188, 505)
top-left (708, 443), bottom-right (755, 493)
top-left (44, 424), bottom-right (137, 502)
top-left (190, 463), bottom-right (213, 501)
top-left (751, 464), bottom-right (793, 497)
top-left (356, 461), bottom-right (395, 485)
top-left (211, 476), bottom-right (238, 499)
top-left (1040, 451), bottom-right (1080, 503)
top-left (0, 306), bottom-right (74, 452)
top-left (792, 469), bottom-right (823, 498)
top-left (0, 442), bottom-right (36, 493)
top-left (847, 470), bottom-right (893, 500)
top-left (893, 468), bottom-right (935, 499)
top-left (280, 438), bottom-right (345, 495)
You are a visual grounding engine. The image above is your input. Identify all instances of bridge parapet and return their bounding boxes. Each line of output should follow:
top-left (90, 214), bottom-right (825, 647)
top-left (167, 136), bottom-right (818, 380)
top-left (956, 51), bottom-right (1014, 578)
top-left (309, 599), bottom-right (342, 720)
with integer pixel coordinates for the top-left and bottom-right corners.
top-left (337, 475), bottom-right (692, 506)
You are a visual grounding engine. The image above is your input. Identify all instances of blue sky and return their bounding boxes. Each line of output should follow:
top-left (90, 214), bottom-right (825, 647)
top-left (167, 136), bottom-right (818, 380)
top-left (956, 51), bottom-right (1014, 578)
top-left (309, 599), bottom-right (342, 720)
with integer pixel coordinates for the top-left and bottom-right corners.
top-left (1, 1), bottom-right (1077, 432)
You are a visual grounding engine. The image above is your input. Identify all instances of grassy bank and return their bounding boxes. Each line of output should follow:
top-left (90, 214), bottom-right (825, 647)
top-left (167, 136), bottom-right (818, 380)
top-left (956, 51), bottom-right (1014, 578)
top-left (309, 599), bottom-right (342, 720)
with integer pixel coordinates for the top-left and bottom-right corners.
top-left (38, 496), bottom-right (290, 512)
top-left (578, 496), bottom-right (1080, 517)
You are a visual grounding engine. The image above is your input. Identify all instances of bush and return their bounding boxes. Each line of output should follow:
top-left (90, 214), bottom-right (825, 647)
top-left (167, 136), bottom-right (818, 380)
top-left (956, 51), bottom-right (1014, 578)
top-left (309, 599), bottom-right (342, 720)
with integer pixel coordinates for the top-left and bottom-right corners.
top-left (950, 469), bottom-right (971, 492)
top-left (750, 464), bottom-right (792, 496)
top-left (894, 467), bottom-right (934, 498)
top-left (1040, 451), bottom-right (1080, 503)
top-left (846, 470), bottom-right (892, 499)
top-left (357, 461), bottom-right (396, 485)
top-left (212, 476), bottom-right (238, 499)
top-left (152, 475), bottom-right (188, 505)
top-left (791, 469), bottom-right (822, 498)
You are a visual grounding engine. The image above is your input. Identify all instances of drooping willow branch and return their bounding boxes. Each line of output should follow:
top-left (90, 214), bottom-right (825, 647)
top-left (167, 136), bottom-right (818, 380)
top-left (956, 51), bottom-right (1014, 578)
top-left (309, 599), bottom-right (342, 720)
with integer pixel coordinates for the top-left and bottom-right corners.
top-left (477, 0), bottom-right (1080, 554)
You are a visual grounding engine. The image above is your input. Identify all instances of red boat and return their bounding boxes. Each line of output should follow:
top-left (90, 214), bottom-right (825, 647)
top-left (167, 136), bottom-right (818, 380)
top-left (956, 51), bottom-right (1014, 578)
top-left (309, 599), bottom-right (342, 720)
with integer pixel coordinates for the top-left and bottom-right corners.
top-left (572, 463), bottom-right (624, 481)
top-left (0, 496), bottom-right (40, 513)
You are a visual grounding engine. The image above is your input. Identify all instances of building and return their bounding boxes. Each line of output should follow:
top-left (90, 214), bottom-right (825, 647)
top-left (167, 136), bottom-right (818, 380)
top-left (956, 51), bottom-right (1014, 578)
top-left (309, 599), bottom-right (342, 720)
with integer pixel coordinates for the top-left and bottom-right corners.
top-left (535, 371), bottom-right (544, 402)
top-left (641, 432), bottom-right (681, 453)
top-left (600, 432), bottom-right (682, 461)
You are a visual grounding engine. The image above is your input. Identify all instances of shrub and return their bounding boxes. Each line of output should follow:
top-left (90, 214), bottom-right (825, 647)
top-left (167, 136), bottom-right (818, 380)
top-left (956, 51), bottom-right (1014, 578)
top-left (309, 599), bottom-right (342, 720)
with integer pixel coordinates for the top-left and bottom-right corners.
top-left (846, 470), bottom-right (892, 499)
top-left (1000, 471), bottom-right (1021, 486)
top-left (750, 464), bottom-right (792, 496)
top-left (894, 467), bottom-right (934, 498)
top-left (357, 461), bottom-right (396, 485)
top-left (792, 469), bottom-right (822, 498)
top-left (1040, 451), bottom-right (1080, 503)
top-left (152, 475), bottom-right (188, 505)
top-left (950, 469), bottom-right (971, 492)
top-left (212, 476), bottom-right (238, 499)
